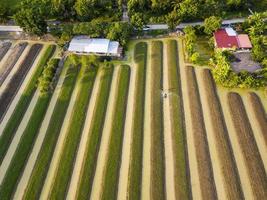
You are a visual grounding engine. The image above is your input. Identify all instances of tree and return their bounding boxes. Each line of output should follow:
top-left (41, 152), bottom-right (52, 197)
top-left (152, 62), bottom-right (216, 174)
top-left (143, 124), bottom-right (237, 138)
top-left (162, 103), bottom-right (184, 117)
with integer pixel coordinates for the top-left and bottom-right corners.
top-left (0, 4), bottom-right (8, 23)
top-left (107, 22), bottom-right (133, 46)
top-left (14, 8), bottom-right (47, 35)
top-left (204, 16), bottom-right (222, 35)
top-left (130, 13), bottom-right (146, 31)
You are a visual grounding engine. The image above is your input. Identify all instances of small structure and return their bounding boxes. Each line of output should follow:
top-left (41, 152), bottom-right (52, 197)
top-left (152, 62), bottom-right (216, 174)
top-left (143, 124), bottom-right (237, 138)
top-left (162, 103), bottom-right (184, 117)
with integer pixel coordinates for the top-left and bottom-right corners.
top-left (214, 28), bottom-right (252, 50)
top-left (68, 36), bottom-right (122, 57)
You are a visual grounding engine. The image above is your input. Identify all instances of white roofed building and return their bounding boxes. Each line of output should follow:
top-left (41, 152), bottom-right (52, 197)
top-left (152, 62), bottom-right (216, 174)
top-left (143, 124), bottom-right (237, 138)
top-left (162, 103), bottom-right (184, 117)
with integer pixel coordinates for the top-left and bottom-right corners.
top-left (68, 36), bottom-right (122, 57)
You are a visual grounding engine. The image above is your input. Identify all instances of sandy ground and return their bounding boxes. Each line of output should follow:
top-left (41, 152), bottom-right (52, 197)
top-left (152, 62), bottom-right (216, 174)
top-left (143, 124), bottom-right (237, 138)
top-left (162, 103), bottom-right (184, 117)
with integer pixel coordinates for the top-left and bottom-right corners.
top-left (0, 44), bottom-right (30, 97)
top-left (66, 68), bottom-right (102, 200)
top-left (117, 65), bottom-right (136, 200)
top-left (0, 42), bottom-right (15, 73)
top-left (90, 66), bottom-right (120, 200)
top-left (141, 42), bottom-right (152, 200)
top-left (40, 65), bottom-right (82, 199)
top-left (13, 63), bottom-right (68, 200)
top-left (217, 90), bottom-right (254, 199)
top-left (0, 44), bottom-right (44, 134)
top-left (0, 91), bottom-right (39, 185)
top-left (195, 68), bottom-right (227, 200)
top-left (177, 39), bottom-right (202, 200)
top-left (162, 42), bottom-right (176, 200)
top-left (242, 95), bottom-right (267, 172)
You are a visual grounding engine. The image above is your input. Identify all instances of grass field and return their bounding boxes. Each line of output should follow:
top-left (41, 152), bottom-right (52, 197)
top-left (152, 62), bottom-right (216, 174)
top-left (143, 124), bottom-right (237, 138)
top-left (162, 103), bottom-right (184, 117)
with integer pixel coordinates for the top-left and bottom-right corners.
top-left (127, 42), bottom-right (147, 200)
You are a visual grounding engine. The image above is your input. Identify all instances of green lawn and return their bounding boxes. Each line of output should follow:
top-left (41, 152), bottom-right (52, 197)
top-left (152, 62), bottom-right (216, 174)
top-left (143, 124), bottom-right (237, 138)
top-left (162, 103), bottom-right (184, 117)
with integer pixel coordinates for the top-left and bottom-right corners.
top-left (23, 58), bottom-right (79, 199)
top-left (166, 40), bottom-right (190, 199)
top-left (0, 93), bottom-right (52, 200)
top-left (128, 42), bottom-right (147, 200)
top-left (102, 65), bottom-right (130, 200)
top-left (195, 36), bottom-right (213, 66)
top-left (150, 41), bottom-right (165, 200)
top-left (49, 58), bottom-right (97, 198)
top-left (0, 45), bottom-right (56, 164)
top-left (76, 65), bottom-right (114, 199)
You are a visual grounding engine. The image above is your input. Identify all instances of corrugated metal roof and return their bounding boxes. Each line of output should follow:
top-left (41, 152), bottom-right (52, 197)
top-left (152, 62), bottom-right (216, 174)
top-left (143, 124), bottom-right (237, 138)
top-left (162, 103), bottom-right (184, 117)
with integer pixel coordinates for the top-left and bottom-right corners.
top-left (214, 29), bottom-right (239, 49)
top-left (225, 27), bottom-right (237, 36)
top-left (237, 34), bottom-right (252, 48)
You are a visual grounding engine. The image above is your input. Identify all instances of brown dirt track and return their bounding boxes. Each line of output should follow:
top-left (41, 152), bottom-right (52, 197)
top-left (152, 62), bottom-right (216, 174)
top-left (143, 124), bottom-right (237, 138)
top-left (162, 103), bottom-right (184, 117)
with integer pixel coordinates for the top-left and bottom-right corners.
top-left (247, 92), bottom-right (267, 146)
top-left (185, 66), bottom-right (217, 200)
top-left (227, 92), bottom-right (267, 199)
top-left (201, 69), bottom-right (244, 200)
top-left (0, 43), bottom-right (42, 121)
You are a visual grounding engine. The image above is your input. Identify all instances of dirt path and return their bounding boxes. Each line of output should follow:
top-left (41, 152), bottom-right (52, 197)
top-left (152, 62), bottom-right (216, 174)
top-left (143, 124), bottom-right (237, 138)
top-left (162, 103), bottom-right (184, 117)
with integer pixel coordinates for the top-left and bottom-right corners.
top-left (0, 91), bottom-right (39, 185)
top-left (162, 42), bottom-right (176, 200)
top-left (217, 90), bottom-right (254, 199)
top-left (141, 42), bottom-right (152, 200)
top-left (40, 66), bottom-right (82, 199)
top-left (66, 68), bottom-right (102, 200)
top-left (13, 63), bottom-right (68, 200)
top-left (242, 94), bottom-right (267, 171)
top-left (177, 39), bottom-right (202, 200)
top-left (89, 66), bottom-right (120, 200)
top-left (0, 42), bottom-right (15, 72)
top-left (195, 68), bottom-right (227, 200)
top-left (0, 44), bottom-right (30, 96)
top-left (0, 44), bottom-right (42, 133)
top-left (117, 65), bottom-right (137, 200)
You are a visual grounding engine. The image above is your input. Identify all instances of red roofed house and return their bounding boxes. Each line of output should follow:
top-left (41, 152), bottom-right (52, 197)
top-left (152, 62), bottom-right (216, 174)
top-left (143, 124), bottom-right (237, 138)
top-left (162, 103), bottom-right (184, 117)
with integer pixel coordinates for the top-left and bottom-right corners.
top-left (214, 28), bottom-right (252, 50)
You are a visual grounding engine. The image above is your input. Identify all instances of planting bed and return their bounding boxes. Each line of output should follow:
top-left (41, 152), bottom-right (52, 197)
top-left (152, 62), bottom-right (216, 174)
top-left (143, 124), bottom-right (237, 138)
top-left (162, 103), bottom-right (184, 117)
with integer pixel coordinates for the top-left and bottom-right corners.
top-left (0, 42), bottom-right (12, 62)
top-left (0, 42), bottom-right (27, 86)
top-left (185, 66), bottom-right (217, 200)
top-left (201, 69), bottom-right (243, 199)
top-left (227, 92), bottom-right (267, 199)
top-left (150, 41), bottom-right (165, 200)
top-left (128, 42), bottom-right (147, 200)
top-left (0, 43), bottom-right (42, 121)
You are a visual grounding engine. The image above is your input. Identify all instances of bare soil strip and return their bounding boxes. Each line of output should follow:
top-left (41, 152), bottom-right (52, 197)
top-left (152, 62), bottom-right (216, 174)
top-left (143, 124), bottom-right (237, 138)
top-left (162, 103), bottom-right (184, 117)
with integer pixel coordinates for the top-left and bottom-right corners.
top-left (243, 92), bottom-right (267, 170)
top-left (165, 40), bottom-right (190, 200)
top-left (178, 39), bottom-right (201, 200)
top-left (66, 68), bottom-right (103, 200)
top-left (196, 69), bottom-right (244, 200)
top-left (0, 43), bottom-right (28, 86)
top-left (185, 66), bottom-right (217, 200)
top-left (117, 65), bottom-right (137, 200)
top-left (0, 91), bottom-right (39, 185)
top-left (0, 42), bottom-right (12, 63)
top-left (227, 92), bottom-right (267, 199)
top-left (141, 42), bottom-right (152, 200)
top-left (0, 44), bottom-right (42, 121)
top-left (40, 65), bottom-right (82, 199)
top-left (89, 66), bottom-right (120, 200)
top-left (13, 61), bottom-right (68, 199)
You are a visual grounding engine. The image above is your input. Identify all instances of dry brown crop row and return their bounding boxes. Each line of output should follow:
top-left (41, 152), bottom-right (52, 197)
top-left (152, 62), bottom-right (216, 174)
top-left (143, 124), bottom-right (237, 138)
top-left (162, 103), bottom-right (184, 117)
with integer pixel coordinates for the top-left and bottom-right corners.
top-left (227, 92), bottom-right (267, 199)
top-left (185, 66), bottom-right (217, 200)
top-left (0, 43), bottom-right (42, 121)
top-left (247, 92), bottom-right (267, 146)
top-left (0, 42), bottom-right (12, 62)
top-left (201, 69), bottom-right (244, 200)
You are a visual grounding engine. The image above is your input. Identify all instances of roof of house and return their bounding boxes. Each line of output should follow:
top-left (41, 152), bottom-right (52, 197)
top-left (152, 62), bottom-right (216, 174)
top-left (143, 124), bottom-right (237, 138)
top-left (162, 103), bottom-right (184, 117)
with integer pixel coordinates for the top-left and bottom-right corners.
top-left (236, 34), bottom-right (252, 49)
top-left (68, 36), bottom-right (119, 54)
top-left (225, 27), bottom-right (237, 36)
top-left (214, 29), bottom-right (239, 49)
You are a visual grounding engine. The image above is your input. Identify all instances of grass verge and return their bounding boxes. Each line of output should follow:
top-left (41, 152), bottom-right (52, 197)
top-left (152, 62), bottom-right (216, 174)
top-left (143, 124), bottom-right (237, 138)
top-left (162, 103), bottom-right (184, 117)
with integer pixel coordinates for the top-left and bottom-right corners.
top-left (48, 60), bottom-right (97, 198)
top-left (166, 40), bottom-right (191, 199)
top-left (128, 42), bottom-right (147, 200)
top-left (0, 45), bottom-right (56, 164)
top-left (23, 58), bottom-right (79, 199)
top-left (150, 41), bottom-right (165, 200)
top-left (75, 65), bottom-right (114, 199)
top-left (101, 65), bottom-right (130, 200)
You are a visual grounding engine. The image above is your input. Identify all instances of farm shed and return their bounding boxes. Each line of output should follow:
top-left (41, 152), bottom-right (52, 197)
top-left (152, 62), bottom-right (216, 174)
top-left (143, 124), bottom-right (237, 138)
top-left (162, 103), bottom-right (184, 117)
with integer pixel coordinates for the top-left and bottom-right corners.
top-left (68, 36), bottom-right (122, 57)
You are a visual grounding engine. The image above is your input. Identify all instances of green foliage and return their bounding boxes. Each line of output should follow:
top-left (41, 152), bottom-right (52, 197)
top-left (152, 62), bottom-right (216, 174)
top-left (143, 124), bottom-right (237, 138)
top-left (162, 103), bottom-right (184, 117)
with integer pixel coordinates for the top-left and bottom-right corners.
top-left (131, 12), bottom-right (146, 31)
top-left (14, 8), bottom-right (47, 35)
top-left (0, 4), bottom-right (8, 23)
top-left (204, 16), bottom-right (222, 35)
top-left (107, 22), bottom-right (133, 46)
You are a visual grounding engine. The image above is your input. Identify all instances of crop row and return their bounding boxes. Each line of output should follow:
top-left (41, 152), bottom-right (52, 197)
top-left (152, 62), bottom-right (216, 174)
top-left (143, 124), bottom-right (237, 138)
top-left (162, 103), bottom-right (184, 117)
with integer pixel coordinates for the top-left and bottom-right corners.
top-left (127, 42), bottom-right (147, 200)
top-left (0, 45), bottom-right (55, 164)
top-left (0, 43), bottom-right (42, 121)
top-left (150, 41), bottom-right (165, 200)
top-left (166, 40), bottom-right (190, 199)
top-left (227, 92), bottom-right (267, 199)
top-left (23, 58), bottom-right (80, 199)
top-left (0, 42), bottom-right (12, 62)
top-left (185, 66), bottom-right (217, 200)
